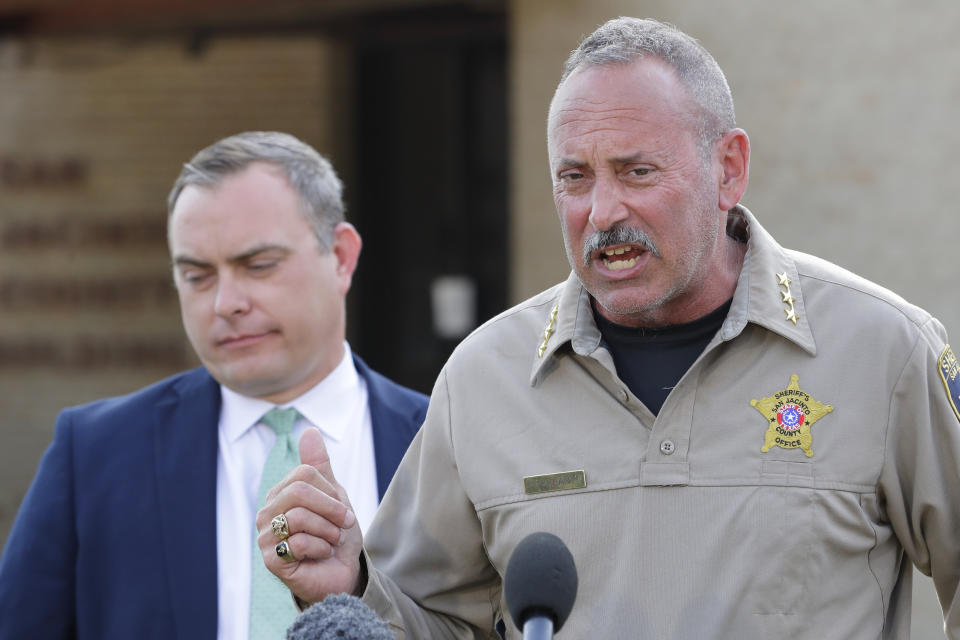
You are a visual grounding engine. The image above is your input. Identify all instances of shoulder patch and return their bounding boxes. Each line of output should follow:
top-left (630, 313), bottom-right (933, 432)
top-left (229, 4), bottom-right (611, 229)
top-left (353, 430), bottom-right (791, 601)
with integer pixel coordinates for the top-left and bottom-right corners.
top-left (938, 345), bottom-right (960, 422)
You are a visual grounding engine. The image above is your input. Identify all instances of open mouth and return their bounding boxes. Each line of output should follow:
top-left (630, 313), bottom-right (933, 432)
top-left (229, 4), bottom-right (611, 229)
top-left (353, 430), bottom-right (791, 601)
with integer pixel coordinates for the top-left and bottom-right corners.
top-left (598, 245), bottom-right (644, 271)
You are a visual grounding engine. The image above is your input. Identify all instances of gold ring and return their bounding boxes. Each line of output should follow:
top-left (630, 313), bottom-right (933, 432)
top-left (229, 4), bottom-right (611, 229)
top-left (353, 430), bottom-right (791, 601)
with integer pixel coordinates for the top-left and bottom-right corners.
top-left (271, 513), bottom-right (290, 539)
top-left (275, 540), bottom-right (296, 563)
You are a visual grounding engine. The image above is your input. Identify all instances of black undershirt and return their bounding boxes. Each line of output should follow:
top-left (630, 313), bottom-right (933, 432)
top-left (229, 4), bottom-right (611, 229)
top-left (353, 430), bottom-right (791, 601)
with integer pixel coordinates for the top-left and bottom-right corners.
top-left (594, 299), bottom-right (732, 415)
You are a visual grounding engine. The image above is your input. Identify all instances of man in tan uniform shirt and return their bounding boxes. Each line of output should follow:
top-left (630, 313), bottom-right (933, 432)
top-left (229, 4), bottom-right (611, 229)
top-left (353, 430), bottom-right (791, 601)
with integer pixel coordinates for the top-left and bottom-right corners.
top-left (258, 18), bottom-right (960, 639)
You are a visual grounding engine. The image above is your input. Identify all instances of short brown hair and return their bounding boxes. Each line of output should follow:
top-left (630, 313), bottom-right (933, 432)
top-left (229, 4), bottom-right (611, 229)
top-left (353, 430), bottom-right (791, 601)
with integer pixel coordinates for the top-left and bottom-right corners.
top-left (168, 131), bottom-right (344, 250)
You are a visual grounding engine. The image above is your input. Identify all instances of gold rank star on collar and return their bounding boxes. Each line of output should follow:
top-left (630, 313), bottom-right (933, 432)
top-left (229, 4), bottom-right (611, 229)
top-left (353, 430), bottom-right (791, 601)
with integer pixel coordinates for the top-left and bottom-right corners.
top-left (537, 304), bottom-right (560, 358)
top-left (776, 271), bottom-right (800, 326)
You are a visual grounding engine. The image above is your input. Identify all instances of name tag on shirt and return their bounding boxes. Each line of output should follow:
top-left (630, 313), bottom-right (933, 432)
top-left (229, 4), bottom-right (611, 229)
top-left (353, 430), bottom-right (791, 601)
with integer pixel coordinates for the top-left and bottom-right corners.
top-left (523, 470), bottom-right (587, 494)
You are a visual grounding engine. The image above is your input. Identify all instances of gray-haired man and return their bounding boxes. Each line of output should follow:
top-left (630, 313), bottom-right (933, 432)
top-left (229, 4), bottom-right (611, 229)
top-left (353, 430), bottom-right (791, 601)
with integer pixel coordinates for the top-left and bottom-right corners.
top-left (260, 21), bottom-right (960, 639)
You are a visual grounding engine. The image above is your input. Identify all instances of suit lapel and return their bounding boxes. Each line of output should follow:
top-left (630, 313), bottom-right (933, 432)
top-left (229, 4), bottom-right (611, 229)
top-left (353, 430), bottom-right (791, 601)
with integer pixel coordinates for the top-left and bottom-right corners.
top-left (354, 356), bottom-right (420, 499)
top-left (153, 369), bottom-right (221, 639)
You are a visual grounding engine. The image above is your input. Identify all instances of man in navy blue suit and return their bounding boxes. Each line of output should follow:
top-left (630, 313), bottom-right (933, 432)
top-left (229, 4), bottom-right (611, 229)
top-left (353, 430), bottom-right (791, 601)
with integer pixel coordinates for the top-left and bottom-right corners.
top-left (0, 132), bottom-right (428, 639)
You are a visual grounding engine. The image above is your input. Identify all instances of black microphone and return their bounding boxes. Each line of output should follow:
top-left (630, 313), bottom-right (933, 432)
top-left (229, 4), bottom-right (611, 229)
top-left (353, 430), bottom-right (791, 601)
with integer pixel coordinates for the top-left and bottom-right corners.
top-left (286, 593), bottom-right (393, 640)
top-left (504, 532), bottom-right (578, 639)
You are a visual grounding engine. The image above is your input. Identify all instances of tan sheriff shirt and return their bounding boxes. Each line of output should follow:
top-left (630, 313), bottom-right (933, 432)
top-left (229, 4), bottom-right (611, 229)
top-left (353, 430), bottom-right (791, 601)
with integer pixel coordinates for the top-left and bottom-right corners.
top-left (362, 206), bottom-right (960, 639)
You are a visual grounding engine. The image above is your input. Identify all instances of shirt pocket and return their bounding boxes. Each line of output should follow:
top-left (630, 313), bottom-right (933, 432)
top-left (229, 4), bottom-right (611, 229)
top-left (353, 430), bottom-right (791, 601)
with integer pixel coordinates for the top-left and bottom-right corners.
top-left (749, 461), bottom-right (817, 635)
top-left (475, 478), bottom-right (642, 575)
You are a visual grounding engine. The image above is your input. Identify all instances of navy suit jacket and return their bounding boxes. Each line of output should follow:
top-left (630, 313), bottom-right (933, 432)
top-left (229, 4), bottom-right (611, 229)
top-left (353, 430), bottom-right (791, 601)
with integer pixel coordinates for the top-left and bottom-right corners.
top-left (0, 355), bottom-right (427, 639)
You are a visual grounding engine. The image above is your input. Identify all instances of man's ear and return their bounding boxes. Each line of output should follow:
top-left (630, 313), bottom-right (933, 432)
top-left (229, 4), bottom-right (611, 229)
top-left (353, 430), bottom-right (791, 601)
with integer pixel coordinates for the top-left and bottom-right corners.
top-left (716, 128), bottom-right (750, 211)
top-left (330, 222), bottom-right (362, 296)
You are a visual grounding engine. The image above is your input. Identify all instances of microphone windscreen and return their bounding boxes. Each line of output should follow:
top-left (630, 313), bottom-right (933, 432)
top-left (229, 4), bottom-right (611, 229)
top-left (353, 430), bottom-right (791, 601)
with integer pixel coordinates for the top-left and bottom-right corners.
top-left (287, 593), bottom-right (393, 640)
top-left (504, 531), bottom-right (578, 632)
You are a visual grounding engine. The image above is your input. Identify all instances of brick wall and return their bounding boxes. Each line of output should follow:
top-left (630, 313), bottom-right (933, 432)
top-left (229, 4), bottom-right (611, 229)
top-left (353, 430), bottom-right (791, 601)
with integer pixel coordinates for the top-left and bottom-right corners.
top-left (0, 33), bottom-right (345, 542)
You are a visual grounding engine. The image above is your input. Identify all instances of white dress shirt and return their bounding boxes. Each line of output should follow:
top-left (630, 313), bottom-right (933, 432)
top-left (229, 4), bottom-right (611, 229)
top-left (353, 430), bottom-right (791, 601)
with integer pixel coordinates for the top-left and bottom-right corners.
top-left (215, 343), bottom-right (377, 640)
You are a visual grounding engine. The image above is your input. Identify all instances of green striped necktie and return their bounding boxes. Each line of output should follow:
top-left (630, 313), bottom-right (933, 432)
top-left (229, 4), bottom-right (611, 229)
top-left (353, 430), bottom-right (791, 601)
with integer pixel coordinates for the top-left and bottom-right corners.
top-left (249, 407), bottom-right (302, 639)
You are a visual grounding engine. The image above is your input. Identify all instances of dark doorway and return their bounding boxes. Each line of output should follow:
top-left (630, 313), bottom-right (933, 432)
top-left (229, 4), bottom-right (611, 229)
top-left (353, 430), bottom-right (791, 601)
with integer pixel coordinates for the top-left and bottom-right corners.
top-left (348, 10), bottom-right (508, 393)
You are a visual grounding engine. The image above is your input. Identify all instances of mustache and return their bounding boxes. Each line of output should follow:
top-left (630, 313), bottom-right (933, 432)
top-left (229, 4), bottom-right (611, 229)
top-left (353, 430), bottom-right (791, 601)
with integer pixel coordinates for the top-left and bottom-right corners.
top-left (581, 225), bottom-right (660, 267)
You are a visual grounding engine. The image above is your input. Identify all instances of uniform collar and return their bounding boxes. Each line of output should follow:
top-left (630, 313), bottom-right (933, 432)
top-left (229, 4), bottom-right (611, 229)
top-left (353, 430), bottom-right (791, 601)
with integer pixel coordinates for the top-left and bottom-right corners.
top-left (721, 206), bottom-right (816, 355)
top-left (529, 205), bottom-right (817, 386)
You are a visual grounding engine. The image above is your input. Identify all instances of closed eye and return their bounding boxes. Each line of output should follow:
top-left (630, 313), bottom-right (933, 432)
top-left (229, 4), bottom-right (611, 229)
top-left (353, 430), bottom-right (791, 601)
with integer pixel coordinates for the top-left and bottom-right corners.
top-left (180, 270), bottom-right (213, 286)
top-left (247, 261), bottom-right (278, 271)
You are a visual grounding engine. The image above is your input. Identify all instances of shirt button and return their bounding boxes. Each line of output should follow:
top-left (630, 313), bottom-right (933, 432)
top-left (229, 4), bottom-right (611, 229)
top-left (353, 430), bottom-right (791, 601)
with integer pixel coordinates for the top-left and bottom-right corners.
top-left (619, 388), bottom-right (629, 403)
top-left (660, 439), bottom-right (676, 455)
